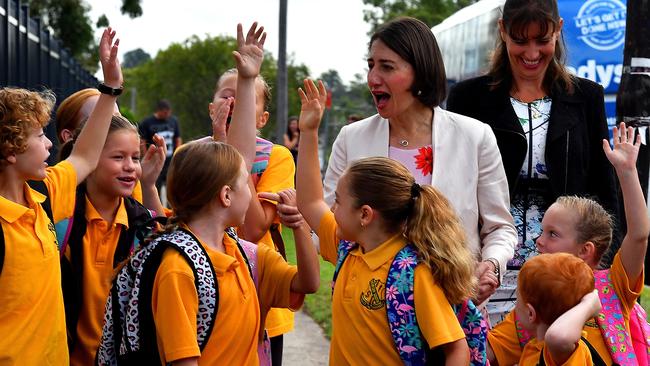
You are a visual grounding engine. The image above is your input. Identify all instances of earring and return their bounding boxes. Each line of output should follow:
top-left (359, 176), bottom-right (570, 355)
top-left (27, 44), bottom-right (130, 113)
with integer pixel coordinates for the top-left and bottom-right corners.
top-left (417, 90), bottom-right (422, 96)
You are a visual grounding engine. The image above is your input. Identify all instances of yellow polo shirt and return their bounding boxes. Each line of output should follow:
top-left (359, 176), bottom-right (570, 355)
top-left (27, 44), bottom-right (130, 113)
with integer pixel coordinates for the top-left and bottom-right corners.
top-left (318, 211), bottom-right (466, 365)
top-left (68, 196), bottom-right (129, 366)
top-left (488, 252), bottom-right (643, 365)
top-left (254, 144), bottom-right (296, 338)
top-left (0, 161), bottom-right (76, 365)
top-left (152, 229), bottom-right (302, 365)
top-left (518, 334), bottom-right (593, 365)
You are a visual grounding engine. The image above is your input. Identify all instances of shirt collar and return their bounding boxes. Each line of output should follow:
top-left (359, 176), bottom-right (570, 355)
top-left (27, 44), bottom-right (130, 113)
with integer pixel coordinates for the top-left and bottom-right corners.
top-left (85, 196), bottom-right (130, 228)
top-left (0, 183), bottom-right (45, 223)
top-left (355, 233), bottom-right (407, 271)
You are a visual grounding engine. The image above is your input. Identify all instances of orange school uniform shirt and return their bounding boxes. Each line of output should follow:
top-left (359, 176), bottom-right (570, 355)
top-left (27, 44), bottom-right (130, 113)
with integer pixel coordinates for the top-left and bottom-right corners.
top-left (68, 196), bottom-right (130, 366)
top-left (253, 144), bottom-right (296, 338)
top-left (488, 252), bottom-right (643, 366)
top-left (518, 334), bottom-right (593, 366)
top-left (317, 211), bottom-right (466, 365)
top-left (0, 161), bottom-right (76, 365)
top-left (152, 229), bottom-right (303, 365)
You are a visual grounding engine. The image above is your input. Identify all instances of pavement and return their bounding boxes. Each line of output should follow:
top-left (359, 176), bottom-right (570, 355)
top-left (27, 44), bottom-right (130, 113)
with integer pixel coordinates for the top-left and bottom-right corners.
top-left (283, 310), bottom-right (330, 366)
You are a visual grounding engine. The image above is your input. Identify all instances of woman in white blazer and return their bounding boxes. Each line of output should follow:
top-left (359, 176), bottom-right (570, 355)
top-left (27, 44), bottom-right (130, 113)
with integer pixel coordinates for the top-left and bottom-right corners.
top-left (323, 17), bottom-right (517, 306)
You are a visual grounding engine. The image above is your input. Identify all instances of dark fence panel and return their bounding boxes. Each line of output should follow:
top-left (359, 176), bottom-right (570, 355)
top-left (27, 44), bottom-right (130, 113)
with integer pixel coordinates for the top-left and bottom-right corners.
top-left (1, 0), bottom-right (98, 160)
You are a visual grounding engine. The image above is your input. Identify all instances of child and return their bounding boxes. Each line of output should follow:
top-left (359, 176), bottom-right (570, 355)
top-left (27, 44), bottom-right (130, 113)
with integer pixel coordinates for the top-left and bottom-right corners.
top-left (0, 28), bottom-right (121, 364)
top-left (514, 253), bottom-right (602, 365)
top-left (56, 115), bottom-right (166, 366)
top-left (295, 79), bottom-right (476, 364)
top-left (209, 49), bottom-right (296, 365)
top-left (487, 122), bottom-right (650, 366)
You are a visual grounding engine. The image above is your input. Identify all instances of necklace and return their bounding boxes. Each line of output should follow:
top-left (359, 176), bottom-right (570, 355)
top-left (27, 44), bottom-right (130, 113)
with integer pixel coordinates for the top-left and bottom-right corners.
top-left (399, 139), bottom-right (409, 147)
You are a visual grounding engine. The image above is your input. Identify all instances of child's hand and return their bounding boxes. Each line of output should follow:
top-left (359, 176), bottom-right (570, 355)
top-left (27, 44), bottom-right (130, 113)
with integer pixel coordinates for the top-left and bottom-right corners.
top-left (258, 189), bottom-right (305, 229)
top-left (140, 134), bottom-right (166, 187)
top-left (603, 122), bottom-right (640, 172)
top-left (233, 22), bottom-right (266, 79)
top-left (99, 27), bottom-right (122, 88)
top-left (298, 79), bottom-right (327, 132)
top-left (582, 289), bottom-right (602, 317)
top-left (209, 96), bottom-right (233, 142)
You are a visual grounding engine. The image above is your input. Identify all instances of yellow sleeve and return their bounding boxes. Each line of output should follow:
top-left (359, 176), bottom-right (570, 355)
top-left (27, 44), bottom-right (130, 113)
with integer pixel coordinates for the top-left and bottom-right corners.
top-left (44, 160), bottom-right (77, 222)
top-left (610, 252), bottom-right (644, 314)
top-left (152, 250), bottom-right (201, 363)
top-left (132, 180), bottom-right (143, 203)
top-left (413, 265), bottom-right (465, 349)
top-left (316, 211), bottom-right (339, 265)
top-left (256, 145), bottom-right (295, 200)
top-left (487, 311), bottom-right (523, 366)
top-left (542, 337), bottom-right (593, 366)
top-left (258, 244), bottom-right (303, 310)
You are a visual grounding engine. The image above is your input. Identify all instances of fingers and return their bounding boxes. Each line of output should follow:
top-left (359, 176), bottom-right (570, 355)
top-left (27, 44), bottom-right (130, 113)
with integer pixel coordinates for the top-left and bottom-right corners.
top-left (236, 23), bottom-right (244, 47)
top-left (258, 192), bottom-right (280, 201)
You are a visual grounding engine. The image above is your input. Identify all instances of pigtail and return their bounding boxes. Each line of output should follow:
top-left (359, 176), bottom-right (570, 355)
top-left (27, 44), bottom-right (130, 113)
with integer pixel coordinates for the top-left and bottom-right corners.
top-left (405, 184), bottom-right (477, 304)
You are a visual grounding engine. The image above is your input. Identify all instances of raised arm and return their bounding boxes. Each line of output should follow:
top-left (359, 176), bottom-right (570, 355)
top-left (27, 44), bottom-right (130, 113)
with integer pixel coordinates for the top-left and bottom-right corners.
top-left (66, 28), bottom-right (122, 184)
top-left (227, 22), bottom-right (266, 170)
top-left (545, 290), bottom-right (601, 365)
top-left (603, 123), bottom-right (649, 282)
top-left (295, 79), bottom-right (331, 231)
top-left (140, 134), bottom-right (167, 216)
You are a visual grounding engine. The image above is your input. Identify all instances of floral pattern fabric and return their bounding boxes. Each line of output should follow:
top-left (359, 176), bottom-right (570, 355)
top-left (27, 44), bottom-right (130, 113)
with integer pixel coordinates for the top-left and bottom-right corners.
top-left (389, 145), bottom-right (433, 185)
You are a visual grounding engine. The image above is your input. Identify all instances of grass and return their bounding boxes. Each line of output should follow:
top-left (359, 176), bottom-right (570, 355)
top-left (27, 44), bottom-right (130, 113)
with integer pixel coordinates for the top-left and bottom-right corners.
top-left (281, 227), bottom-right (334, 338)
top-left (282, 227), bottom-right (650, 334)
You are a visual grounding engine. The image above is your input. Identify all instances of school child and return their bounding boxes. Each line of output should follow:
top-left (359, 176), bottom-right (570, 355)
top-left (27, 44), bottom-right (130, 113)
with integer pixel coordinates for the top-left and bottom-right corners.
top-left (0, 28), bottom-right (122, 364)
top-left (295, 79), bottom-right (477, 365)
top-left (487, 122), bottom-right (650, 366)
top-left (514, 253), bottom-right (602, 365)
top-left (55, 115), bottom-right (166, 366)
top-left (209, 50), bottom-right (297, 365)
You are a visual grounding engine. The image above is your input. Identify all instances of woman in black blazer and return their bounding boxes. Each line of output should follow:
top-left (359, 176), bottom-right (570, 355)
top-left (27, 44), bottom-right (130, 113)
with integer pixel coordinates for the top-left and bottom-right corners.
top-left (446, 0), bottom-right (619, 324)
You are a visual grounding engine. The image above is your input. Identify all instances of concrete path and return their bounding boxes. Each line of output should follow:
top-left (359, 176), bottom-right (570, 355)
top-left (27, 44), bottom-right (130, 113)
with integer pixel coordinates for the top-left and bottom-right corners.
top-left (283, 310), bottom-right (330, 366)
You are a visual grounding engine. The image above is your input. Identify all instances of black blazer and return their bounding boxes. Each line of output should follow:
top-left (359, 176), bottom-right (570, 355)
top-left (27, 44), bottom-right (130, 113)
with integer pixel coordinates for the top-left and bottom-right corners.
top-left (446, 75), bottom-right (620, 255)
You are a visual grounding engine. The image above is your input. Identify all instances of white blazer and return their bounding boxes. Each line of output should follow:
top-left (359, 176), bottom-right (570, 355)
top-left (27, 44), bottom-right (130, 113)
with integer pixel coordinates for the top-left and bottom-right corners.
top-left (323, 107), bottom-right (517, 276)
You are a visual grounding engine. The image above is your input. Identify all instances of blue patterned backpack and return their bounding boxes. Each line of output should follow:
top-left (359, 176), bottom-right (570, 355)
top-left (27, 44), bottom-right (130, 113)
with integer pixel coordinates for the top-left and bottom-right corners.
top-left (332, 240), bottom-right (489, 366)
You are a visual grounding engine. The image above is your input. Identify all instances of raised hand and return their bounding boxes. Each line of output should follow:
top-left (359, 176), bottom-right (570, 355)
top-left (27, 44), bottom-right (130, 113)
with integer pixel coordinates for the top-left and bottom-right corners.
top-left (603, 122), bottom-right (640, 172)
top-left (298, 79), bottom-right (327, 132)
top-left (140, 134), bottom-right (167, 188)
top-left (233, 22), bottom-right (266, 79)
top-left (258, 189), bottom-right (305, 229)
top-left (99, 27), bottom-right (122, 88)
top-left (209, 96), bottom-right (233, 142)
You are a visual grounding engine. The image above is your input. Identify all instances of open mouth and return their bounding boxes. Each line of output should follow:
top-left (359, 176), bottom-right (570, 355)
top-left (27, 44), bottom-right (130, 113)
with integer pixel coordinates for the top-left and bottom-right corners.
top-left (373, 92), bottom-right (391, 109)
top-left (521, 58), bottom-right (541, 67)
top-left (117, 176), bottom-right (136, 184)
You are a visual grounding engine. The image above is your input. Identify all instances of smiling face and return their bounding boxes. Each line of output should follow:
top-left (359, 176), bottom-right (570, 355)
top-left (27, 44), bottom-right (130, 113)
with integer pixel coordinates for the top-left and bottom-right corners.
top-left (536, 202), bottom-right (581, 256)
top-left (366, 39), bottom-right (419, 119)
top-left (13, 127), bottom-right (52, 180)
top-left (500, 20), bottom-right (562, 87)
top-left (86, 130), bottom-right (141, 198)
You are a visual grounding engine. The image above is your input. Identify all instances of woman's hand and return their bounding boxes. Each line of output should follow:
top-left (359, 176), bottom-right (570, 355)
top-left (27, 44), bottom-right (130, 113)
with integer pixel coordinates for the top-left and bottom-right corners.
top-left (140, 134), bottom-right (167, 188)
top-left (233, 22), bottom-right (266, 79)
top-left (209, 96), bottom-right (233, 142)
top-left (99, 27), bottom-right (122, 88)
top-left (474, 261), bottom-right (498, 304)
top-left (603, 122), bottom-right (640, 173)
top-left (298, 79), bottom-right (327, 132)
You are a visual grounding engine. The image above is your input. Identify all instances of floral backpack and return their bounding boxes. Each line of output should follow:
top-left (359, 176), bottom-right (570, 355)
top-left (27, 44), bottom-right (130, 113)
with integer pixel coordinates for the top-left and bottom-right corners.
top-left (332, 240), bottom-right (489, 366)
top-left (514, 269), bottom-right (650, 366)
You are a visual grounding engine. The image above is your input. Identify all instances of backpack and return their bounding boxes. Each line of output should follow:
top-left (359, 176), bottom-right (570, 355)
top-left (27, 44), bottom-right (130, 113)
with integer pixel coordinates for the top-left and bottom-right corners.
top-left (332, 240), bottom-right (489, 366)
top-left (594, 269), bottom-right (650, 366)
top-left (0, 180), bottom-right (54, 276)
top-left (514, 269), bottom-right (650, 366)
top-left (58, 185), bottom-right (159, 351)
top-left (96, 227), bottom-right (264, 365)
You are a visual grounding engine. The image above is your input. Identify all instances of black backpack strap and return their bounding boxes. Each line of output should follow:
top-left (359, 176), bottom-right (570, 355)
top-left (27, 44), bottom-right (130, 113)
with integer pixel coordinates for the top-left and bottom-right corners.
top-left (112, 197), bottom-right (159, 267)
top-left (0, 223), bottom-right (4, 277)
top-left (538, 337), bottom-right (608, 366)
top-left (27, 180), bottom-right (54, 224)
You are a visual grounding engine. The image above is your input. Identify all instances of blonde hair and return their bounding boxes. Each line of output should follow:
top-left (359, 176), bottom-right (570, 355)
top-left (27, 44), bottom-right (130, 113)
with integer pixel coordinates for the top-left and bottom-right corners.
top-left (215, 68), bottom-right (272, 111)
top-left (58, 115), bottom-right (137, 161)
top-left (555, 196), bottom-right (613, 262)
top-left (345, 157), bottom-right (477, 304)
top-left (0, 87), bottom-right (55, 169)
top-left (55, 88), bottom-right (101, 143)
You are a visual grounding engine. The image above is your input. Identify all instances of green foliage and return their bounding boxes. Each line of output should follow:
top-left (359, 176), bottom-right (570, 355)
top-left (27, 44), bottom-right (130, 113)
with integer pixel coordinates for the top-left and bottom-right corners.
top-left (362, 0), bottom-right (479, 31)
top-left (122, 48), bottom-right (151, 69)
top-left (96, 14), bottom-right (109, 28)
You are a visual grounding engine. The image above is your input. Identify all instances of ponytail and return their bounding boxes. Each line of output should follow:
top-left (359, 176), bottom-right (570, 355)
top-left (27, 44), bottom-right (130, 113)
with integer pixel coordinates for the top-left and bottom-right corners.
top-left (406, 184), bottom-right (477, 304)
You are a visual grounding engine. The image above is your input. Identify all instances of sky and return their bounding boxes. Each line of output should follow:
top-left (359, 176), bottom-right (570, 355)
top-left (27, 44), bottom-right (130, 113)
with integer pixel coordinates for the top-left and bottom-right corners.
top-left (86, 0), bottom-right (373, 84)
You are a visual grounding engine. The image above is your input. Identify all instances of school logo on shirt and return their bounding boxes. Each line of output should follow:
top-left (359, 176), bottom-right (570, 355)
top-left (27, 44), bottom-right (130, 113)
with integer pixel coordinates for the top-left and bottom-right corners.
top-left (360, 278), bottom-right (386, 310)
top-left (48, 221), bottom-right (58, 247)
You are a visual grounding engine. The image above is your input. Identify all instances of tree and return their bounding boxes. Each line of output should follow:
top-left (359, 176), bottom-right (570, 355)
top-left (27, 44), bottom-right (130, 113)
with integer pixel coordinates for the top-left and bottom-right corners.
top-left (122, 48), bottom-right (151, 69)
top-left (25, 0), bottom-right (143, 72)
top-left (362, 0), bottom-right (478, 30)
top-left (124, 35), bottom-right (311, 142)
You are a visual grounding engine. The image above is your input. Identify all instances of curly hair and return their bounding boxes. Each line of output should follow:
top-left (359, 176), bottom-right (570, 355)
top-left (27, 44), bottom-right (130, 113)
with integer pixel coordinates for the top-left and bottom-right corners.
top-left (0, 87), bottom-right (55, 168)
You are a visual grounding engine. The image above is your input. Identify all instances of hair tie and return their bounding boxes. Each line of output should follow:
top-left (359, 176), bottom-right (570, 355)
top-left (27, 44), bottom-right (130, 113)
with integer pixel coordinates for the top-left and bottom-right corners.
top-left (411, 182), bottom-right (421, 198)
